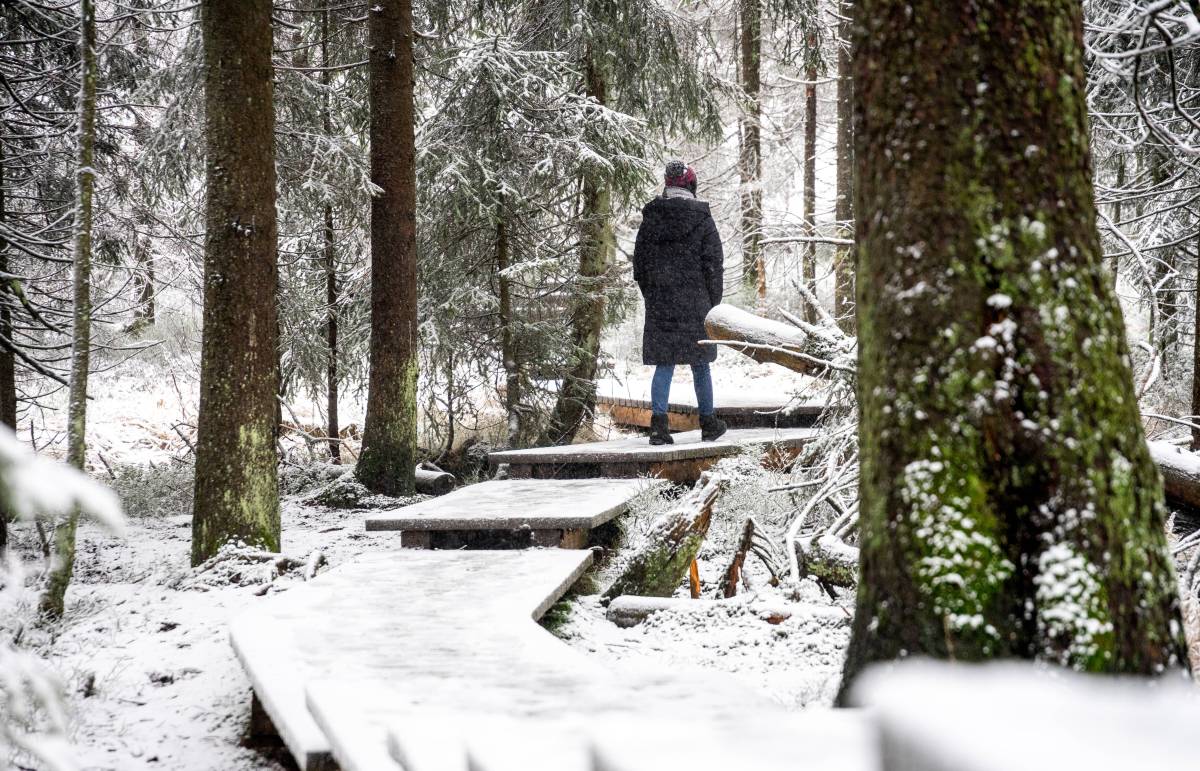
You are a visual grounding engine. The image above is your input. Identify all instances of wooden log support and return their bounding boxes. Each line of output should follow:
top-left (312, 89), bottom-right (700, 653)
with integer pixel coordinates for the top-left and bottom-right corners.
top-left (400, 530), bottom-right (432, 548)
top-left (602, 472), bottom-right (727, 601)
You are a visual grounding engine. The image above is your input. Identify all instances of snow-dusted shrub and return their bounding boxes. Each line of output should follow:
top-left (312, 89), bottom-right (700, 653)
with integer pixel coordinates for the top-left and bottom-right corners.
top-left (107, 460), bottom-right (193, 518)
top-left (0, 427), bottom-right (122, 770)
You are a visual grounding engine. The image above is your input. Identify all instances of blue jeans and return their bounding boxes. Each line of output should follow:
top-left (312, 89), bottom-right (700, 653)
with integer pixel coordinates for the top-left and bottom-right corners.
top-left (651, 363), bottom-right (714, 417)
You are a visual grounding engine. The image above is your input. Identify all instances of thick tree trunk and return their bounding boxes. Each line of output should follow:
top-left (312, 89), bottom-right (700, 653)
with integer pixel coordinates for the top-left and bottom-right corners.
top-left (190, 0), bottom-right (280, 565)
top-left (833, 0), bottom-right (855, 334)
top-left (496, 200), bottom-right (522, 447)
top-left (739, 0), bottom-right (764, 302)
top-left (802, 33), bottom-right (818, 321)
top-left (541, 51), bottom-right (610, 446)
top-left (357, 0), bottom-right (419, 494)
top-left (840, 0), bottom-right (1189, 700)
top-left (41, 0), bottom-right (97, 616)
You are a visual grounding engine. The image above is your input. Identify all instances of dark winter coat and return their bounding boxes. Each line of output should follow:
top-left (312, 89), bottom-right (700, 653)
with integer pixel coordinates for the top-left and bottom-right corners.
top-left (632, 191), bottom-right (725, 365)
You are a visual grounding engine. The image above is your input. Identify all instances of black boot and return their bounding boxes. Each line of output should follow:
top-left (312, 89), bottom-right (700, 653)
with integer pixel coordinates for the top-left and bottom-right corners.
top-left (649, 414), bottom-right (674, 445)
top-left (700, 414), bottom-right (727, 442)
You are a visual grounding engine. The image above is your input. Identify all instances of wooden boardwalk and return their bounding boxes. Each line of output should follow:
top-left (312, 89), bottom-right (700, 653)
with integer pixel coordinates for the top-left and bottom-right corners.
top-left (363, 478), bottom-right (658, 548)
top-left (489, 427), bottom-right (817, 484)
top-left (597, 380), bottom-right (824, 431)
top-left (231, 549), bottom-right (842, 771)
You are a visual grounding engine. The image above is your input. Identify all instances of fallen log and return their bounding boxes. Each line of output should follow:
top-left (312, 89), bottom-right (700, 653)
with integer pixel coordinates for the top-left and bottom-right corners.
top-left (602, 472), bottom-right (726, 602)
top-left (414, 467), bottom-right (457, 496)
top-left (795, 532), bottom-right (859, 588)
top-left (605, 594), bottom-right (849, 628)
top-left (703, 303), bottom-right (848, 379)
top-left (1149, 441), bottom-right (1200, 512)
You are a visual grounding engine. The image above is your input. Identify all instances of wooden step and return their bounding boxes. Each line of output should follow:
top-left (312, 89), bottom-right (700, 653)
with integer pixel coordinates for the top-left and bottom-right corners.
top-left (489, 427), bottom-right (817, 484)
top-left (363, 478), bottom-right (659, 548)
top-left (596, 380), bottom-right (824, 431)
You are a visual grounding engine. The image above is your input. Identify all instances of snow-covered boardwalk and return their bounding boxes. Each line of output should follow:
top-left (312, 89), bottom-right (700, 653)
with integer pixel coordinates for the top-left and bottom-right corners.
top-left (595, 379), bottom-right (823, 431)
top-left (230, 549), bottom-right (875, 771)
top-left (489, 426), bottom-right (817, 484)
top-left (363, 478), bottom-right (658, 548)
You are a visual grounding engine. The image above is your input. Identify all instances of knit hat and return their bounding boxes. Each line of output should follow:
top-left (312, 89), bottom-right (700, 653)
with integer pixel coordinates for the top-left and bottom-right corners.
top-left (664, 159), bottom-right (697, 189)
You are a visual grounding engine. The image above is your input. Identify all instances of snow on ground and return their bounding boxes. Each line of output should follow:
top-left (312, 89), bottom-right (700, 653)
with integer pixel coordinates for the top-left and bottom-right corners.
top-left (0, 312), bottom-right (852, 769)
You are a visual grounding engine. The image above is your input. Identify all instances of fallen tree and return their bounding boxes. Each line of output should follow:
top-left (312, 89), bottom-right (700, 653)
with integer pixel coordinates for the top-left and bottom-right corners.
top-left (602, 472), bottom-right (726, 602)
top-left (703, 302), bottom-right (852, 378)
top-left (605, 593), bottom-right (848, 628)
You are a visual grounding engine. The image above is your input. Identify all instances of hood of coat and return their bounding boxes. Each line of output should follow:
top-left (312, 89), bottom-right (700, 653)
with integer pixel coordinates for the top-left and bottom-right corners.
top-left (640, 195), bottom-right (711, 242)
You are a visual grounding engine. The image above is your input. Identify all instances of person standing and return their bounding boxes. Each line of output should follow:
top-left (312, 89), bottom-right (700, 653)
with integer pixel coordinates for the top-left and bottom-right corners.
top-left (632, 160), bottom-right (727, 445)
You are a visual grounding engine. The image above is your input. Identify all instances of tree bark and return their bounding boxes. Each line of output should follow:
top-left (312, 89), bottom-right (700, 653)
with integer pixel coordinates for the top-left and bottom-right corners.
top-left (321, 7), bottom-right (340, 465)
top-left (801, 31), bottom-right (818, 321)
top-left (496, 197), bottom-right (522, 447)
top-left (1194, 229), bottom-right (1200, 450)
top-left (41, 0), bottom-right (97, 616)
top-left (541, 49), bottom-right (611, 446)
top-left (739, 0), bottom-right (764, 302)
top-left (840, 0), bottom-right (1189, 700)
top-left (0, 135), bottom-right (11, 554)
top-left (190, 0), bottom-right (280, 565)
top-left (357, 0), bottom-right (419, 494)
top-left (833, 0), bottom-right (855, 334)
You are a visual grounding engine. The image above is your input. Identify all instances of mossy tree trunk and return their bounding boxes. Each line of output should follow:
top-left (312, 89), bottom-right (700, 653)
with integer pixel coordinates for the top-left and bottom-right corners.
top-left (357, 0), bottom-right (418, 494)
top-left (541, 50), bottom-right (611, 446)
top-left (833, 0), bottom-right (855, 334)
top-left (190, 0), bottom-right (280, 565)
top-left (739, 0), bottom-right (764, 301)
top-left (41, 0), bottom-right (96, 616)
top-left (840, 0), bottom-right (1189, 700)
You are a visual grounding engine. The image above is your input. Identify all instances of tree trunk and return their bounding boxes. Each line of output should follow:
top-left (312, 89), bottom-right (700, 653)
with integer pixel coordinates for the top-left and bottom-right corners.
top-left (496, 198), bottom-right (521, 447)
top-left (41, 0), bottom-right (97, 616)
top-left (132, 232), bottom-right (155, 324)
top-left (324, 204), bottom-right (339, 464)
top-left (833, 0), bottom-right (855, 334)
top-left (840, 0), bottom-right (1189, 700)
top-left (357, 0), bottom-right (419, 494)
top-left (802, 32), bottom-right (818, 321)
top-left (190, 0), bottom-right (280, 566)
top-left (0, 136), bottom-right (11, 553)
top-left (1193, 228), bottom-right (1200, 450)
top-left (739, 0), bottom-right (764, 302)
top-left (541, 50), bottom-right (611, 446)
top-left (321, 7), bottom-right (340, 465)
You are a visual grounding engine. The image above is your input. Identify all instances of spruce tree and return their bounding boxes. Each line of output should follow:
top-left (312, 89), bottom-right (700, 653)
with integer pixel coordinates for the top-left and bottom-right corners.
top-left (357, 0), bottom-right (419, 494)
top-left (190, 0), bottom-right (280, 564)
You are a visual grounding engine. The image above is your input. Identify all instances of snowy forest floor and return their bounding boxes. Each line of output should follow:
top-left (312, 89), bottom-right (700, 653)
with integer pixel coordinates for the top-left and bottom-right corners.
top-left (2, 316), bottom-right (852, 770)
top-left (7, 466), bottom-right (851, 771)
